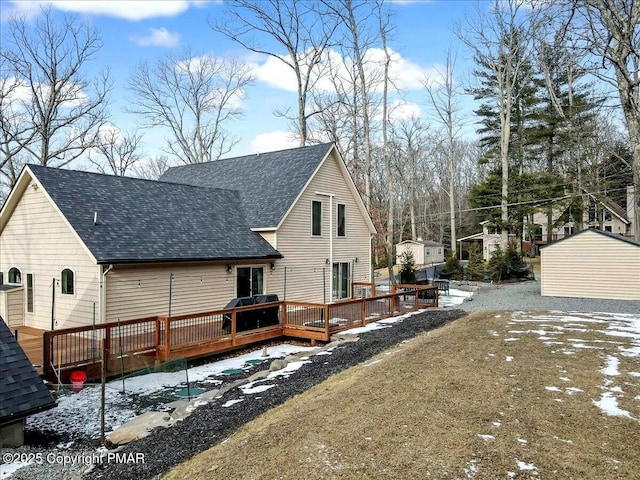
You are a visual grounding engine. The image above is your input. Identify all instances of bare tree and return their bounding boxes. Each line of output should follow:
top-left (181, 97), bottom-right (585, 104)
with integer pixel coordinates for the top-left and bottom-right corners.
top-left (456, 0), bottom-right (540, 249)
top-left (424, 47), bottom-right (465, 255)
top-left (211, 0), bottom-right (337, 145)
top-left (571, 0), bottom-right (640, 240)
top-left (0, 7), bottom-right (110, 187)
top-left (132, 155), bottom-right (176, 181)
top-left (88, 127), bottom-right (144, 176)
top-left (128, 50), bottom-right (253, 164)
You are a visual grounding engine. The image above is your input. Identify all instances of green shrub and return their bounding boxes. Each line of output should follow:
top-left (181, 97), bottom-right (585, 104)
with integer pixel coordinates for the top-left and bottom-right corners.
top-left (440, 254), bottom-right (464, 280)
top-left (486, 242), bottom-right (530, 281)
top-left (399, 250), bottom-right (417, 283)
top-left (465, 243), bottom-right (485, 280)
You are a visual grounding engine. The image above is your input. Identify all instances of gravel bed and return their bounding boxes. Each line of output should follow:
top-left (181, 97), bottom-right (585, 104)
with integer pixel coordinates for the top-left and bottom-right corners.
top-left (453, 279), bottom-right (640, 314)
top-left (80, 309), bottom-right (465, 480)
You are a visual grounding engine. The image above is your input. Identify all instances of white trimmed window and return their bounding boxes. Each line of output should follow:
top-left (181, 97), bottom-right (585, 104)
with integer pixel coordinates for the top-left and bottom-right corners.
top-left (312, 200), bottom-right (322, 236)
top-left (337, 203), bottom-right (346, 237)
top-left (8, 267), bottom-right (21, 284)
top-left (61, 268), bottom-right (75, 295)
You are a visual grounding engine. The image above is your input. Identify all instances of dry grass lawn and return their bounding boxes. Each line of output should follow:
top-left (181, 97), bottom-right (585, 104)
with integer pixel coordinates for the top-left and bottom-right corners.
top-left (164, 310), bottom-right (640, 479)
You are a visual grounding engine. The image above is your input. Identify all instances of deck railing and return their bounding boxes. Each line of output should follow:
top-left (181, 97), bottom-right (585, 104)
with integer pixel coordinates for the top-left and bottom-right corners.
top-left (42, 284), bottom-right (437, 381)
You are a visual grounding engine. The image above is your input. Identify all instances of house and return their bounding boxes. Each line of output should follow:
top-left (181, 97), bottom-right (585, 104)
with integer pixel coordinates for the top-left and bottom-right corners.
top-left (457, 221), bottom-right (515, 262)
top-left (541, 228), bottom-right (640, 301)
top-left (395, 239), bottom-right (445, 265)
top-left (458, 191), bottom-right (635, 261)
top-left (0, 318), bottom-right (56, 447)
top-left (0, 143), bottom-right (376, 331)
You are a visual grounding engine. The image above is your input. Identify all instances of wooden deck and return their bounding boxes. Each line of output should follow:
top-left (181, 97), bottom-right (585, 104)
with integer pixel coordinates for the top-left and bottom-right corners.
top-left (13, 326), bottom-right (46, 374)
top-left (19, 284), bottom-right (437, 382)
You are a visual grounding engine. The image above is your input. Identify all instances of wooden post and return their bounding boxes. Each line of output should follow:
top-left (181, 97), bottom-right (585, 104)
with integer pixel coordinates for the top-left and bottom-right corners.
top-left (43, 332), bottom-right (51, 377)
top-left (165, 317), bottom-right (172, 360)
top-left (361, 298), bottom-right (366, 326)
top-left (155, 317), bottom-right (161, 359)
top-left (324, 304), bottom-right (330, 341)
top-left (231, 310), bottom-right (236, 346)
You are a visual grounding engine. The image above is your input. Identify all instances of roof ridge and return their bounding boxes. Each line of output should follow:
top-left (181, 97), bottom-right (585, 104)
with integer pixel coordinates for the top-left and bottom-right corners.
top-left (26, 164), bottom-right (241, 195)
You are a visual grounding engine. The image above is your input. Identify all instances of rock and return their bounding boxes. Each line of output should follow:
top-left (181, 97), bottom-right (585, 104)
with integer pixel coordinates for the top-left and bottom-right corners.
top-left (269, 358), bottom-right (288, 372)
top-left (108, 412), bottom-right (173, 445)
top-left (247, 369), bottom-right (270, 382)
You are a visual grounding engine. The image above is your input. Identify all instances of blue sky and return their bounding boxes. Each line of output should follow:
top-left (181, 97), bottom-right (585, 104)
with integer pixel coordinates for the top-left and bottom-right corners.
top-left (1, 0), bottom-right (480, 164)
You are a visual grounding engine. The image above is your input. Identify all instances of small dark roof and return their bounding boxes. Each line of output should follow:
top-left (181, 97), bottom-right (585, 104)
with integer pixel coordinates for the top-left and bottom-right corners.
top-left (0, 319), bottom-right (55, 425)
top-left (28, 165), bottom-right (281, 264)
top-left (541, 227), bottom-right (640, 249)
top-left (160, 143), bottom-right (333, 229)
top-left (0, 285), bottom-right (22, 292)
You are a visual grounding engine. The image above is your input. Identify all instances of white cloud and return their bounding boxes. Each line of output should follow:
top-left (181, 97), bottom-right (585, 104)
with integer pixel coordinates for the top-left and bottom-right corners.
top-left (130, 28), bottom-right (180, 47)
top-left (248, 131), bottom-right (299, 154)
top-left (250, 47), bottom-right (441, 95)
top-left (3, 1), bottom-right (207, 21)
top-left (389, 99), bottom-right (421, 122)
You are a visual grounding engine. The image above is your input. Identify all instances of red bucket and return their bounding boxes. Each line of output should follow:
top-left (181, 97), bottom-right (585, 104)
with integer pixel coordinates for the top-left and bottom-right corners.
top-left (70, 370), bottom-right (87, 392)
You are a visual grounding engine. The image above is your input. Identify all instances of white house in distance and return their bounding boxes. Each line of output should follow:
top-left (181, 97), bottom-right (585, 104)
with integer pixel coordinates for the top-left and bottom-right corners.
top-left (458, 189), bottom-right (635, 261)
top-left (541, 228), bottom-right (640, 301)
top-left (395, 239), bottom-right (445, 265)
top-left (0, 143), bottom-right (376, 331)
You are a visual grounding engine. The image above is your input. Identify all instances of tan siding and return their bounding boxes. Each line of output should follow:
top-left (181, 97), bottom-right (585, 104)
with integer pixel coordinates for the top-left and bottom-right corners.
top-left (0, 288), bottom-right (25, 326)
top-left (0, 186), bottom-right (99, 330)
top-left (257, 231), bottom-right (277, 249)
top-left (270, 150), bottom-right (372, 303)
top-left (105, 262), bottom-right (279, 321)
top-left (541, 231), bottom-right (640, 300)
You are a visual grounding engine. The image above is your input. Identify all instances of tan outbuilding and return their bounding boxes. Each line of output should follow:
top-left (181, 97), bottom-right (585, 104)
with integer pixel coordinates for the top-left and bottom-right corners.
top-left (541, 228), bottom-right (640, 301)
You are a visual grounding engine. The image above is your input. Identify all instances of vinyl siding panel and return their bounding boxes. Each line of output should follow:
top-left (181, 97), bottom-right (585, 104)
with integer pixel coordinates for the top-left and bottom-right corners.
top-left (0, 288), bottom-right (25, 326)
top-left (0, 186), bottom-right (99, 330)
top-left (257, 231), bottom-right (277, 249)
top-left (269, 150), bottom-right (372, 303)
top-left (541, 231), bottom-right (640, 300)
top-left (105, 262), bottom-right (275, 321)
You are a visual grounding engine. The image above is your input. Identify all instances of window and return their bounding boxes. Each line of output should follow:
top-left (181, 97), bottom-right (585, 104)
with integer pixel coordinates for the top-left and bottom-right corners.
top-left (0, 272), bottom-right (3, 285)
top-left (604, 225), bottom-right (612, 232)
top-left (312, 201), bottom-right (322, 236)
top-left (437, 248), bottom-right (442, 255)
top-left (337, 203), bottom-right (346, 237)
top-left (8, 267), bottom-right (21, 284)
top-left (236, 267), bottom-right (264, 297)
top-left (26, 273), bottom-right (34, 313)
top-left (425, 249), bottom-right (431, 256)
top-left (332, 262), bottom-right (350, 300)
top-left (61, 268), bottom-right (74, 295)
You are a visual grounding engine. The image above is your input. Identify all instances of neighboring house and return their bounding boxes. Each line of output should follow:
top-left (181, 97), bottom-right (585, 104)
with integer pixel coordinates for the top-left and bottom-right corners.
top-left (0, 318), bottom-right (56, 447)
top-left (0, 143), bottom-right (375, 331)
top-left (541, 228), bottom-right (640, 301)
top-left (458, 221), bottom-right (515, 262)
top-left (395, 239), bottom-right (445, 265)
top-left (459, 191), bottom-right (635, 261)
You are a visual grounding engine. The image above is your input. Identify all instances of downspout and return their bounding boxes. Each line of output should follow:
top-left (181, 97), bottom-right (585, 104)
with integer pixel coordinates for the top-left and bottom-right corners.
top-left (100, 264), bottom-right (114, 324)
top-left (316, 192), bottom-right (334, 302)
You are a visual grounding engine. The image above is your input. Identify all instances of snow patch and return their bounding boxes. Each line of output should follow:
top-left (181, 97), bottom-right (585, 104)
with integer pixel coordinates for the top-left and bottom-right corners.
top-left (592, 392), bottom-right (635, 419)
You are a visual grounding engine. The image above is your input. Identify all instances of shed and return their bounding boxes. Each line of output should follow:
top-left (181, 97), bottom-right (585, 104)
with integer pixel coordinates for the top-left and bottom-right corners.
top-left (395, 240), bottom-right (445, 265)
top-left (541, 229), bottom-right (640, 301)
top-left (0, 317), bottom-right (56, 447)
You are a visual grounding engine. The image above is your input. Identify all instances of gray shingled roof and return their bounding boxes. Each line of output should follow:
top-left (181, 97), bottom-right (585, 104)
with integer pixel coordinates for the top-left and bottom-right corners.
top-left (0, 319), bottom-right (55, 425)
top-left (160, 143), bottom-right (333, 228)
top-left (28, 165), bottom-right (281, 264)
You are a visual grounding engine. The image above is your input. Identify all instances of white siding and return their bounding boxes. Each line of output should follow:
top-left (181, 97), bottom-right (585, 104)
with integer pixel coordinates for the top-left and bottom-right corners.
top-left (0, 186), bottom-right (99, 330)
top-left (269, 150), bottom-right (372, 303)
top-left (541, 231), bottom-right (640, 300)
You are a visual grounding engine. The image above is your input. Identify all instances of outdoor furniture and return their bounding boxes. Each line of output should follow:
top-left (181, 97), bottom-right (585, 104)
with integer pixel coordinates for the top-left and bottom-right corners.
top-left (433, 280), bottom-right (450, 296)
